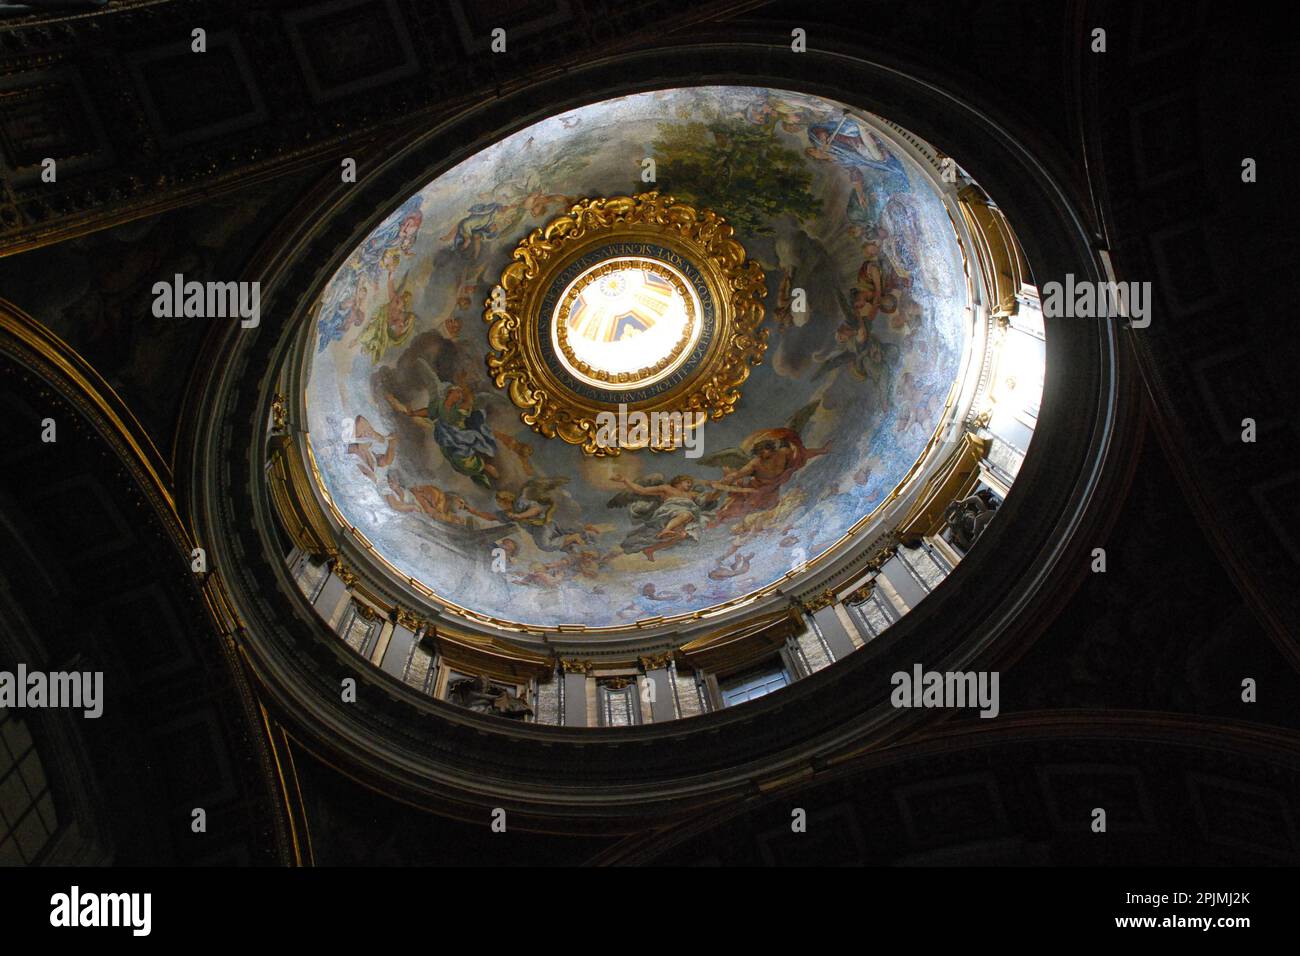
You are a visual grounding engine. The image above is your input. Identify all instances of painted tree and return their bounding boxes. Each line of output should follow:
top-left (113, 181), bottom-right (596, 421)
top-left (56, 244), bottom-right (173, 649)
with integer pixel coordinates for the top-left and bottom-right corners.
top-left (651, 120), bottom-right (821, 235)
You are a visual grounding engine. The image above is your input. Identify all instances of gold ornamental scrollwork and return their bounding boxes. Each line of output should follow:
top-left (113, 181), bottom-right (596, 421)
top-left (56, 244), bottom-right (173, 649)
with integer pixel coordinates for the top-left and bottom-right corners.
top-left (638, 652), bottom-right (674, 671)
top-left (394, 607), bottom-right (423, 632)
top-left (482, 191), bottom-right (767, 456)
top-left (844, 580), bottom-right (875, 604)
top-left (270, 392), bottom-right (288, 432)
top-left (329, 555), bottom-right (358, 588)
top-left (799, 588), bottom-right (838, 614)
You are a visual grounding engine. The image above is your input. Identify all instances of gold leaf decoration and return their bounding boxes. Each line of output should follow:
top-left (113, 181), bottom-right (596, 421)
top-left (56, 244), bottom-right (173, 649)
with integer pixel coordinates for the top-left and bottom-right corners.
top-left (482, 192), bottom-right (767, 456)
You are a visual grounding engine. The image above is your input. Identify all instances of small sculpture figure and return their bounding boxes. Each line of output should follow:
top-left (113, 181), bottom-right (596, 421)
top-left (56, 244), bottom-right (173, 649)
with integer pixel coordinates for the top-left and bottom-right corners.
top-left (447, 674), bottom-right (533, 720)
top-left (943, 489), bottom-right (1000, 551)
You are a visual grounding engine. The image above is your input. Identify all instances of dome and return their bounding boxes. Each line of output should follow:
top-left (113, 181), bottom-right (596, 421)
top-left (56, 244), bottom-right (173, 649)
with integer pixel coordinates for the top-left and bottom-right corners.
top-left (303, 86), bottom-right (971, 631)
top-left (12, 0), bottom-right (1278, 874)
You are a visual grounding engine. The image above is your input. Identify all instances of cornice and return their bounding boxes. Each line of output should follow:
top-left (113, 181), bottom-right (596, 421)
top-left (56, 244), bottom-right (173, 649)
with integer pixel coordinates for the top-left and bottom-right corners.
top-left (590, 710), bottom-right (1300, 864)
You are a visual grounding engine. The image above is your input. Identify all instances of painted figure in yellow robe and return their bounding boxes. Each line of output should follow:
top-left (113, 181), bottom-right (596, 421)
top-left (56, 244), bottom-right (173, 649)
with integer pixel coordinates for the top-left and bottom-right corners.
top-left (355, 253), bottom-right (415, 362)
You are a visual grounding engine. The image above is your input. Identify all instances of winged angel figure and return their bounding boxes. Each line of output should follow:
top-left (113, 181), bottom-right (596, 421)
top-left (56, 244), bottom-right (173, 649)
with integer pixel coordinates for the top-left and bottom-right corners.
top-left (457, 476), bottom-right (598, 553)
top-left (606, 473), bottom-right (755, 561)
top-left (697, 400), bottom-right (832, 531)
top-left (384, 357), bottom-right (500, 489)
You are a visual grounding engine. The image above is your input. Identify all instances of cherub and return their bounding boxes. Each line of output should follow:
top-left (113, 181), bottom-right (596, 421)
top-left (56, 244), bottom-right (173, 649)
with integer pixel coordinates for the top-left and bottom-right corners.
top-left (381, 476), bottom-right (473, 527)
top-left (879, 290), bottom-right (925, 335)
top-left (813, 320), bottom-right (901, 397)
top-left (492, 537), bottom-right (519, 568)
top-left (512, 561), bottom-right (564, 588)
top-left (538, 548), bottom-right (604, 582)
top-left (640, 582), bottom-right (679, 602)
top-left (708, 550), bottom-right (754, 580)
top-left (344, 414), bottom-right (394, 480)
top-left (892, 371), bottom-right (926, 433)
top-left (410, 484), bottom-right (473, 525)
top-left (813, 288), bottom-right (873, 376)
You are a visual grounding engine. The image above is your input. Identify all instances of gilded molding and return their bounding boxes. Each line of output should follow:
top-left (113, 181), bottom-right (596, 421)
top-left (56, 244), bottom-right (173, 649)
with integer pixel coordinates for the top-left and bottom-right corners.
top-left (844, 580), bottom-right (875, 604)
top-left (330, 557), bottom-right (358, 589)
top-left (896, 433), bottom-right (989, 544)
top-left (678, 607), bottom-right (800, 674)
top-left (957, 184), bottom-right (1029, 318)
top-left (800, 588), bottom-right (838, 613)
top-left (864, 543), bottom-right (899, 575)
top-left (638, 652), bottom-right (675, 671)
top-left (483, 191), bottom-right (767, 455)
top-left (271, 393), bottom-right (288, 432)
top-left (394, 607), bottom-right (423, 631)
top-left (267, 434), bottom-right (336, 557)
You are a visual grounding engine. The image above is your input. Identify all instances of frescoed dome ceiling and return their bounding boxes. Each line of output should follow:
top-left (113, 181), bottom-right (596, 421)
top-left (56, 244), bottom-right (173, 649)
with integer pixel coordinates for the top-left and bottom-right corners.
top-left (304, 86), bottom-right (970, 630)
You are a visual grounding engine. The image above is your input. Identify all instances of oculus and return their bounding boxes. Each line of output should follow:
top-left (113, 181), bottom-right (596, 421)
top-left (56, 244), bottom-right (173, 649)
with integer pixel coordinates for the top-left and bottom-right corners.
top-left (483, 191), bottom-right (767, 455)
top-left (554, 257), bottom-right (701, 390)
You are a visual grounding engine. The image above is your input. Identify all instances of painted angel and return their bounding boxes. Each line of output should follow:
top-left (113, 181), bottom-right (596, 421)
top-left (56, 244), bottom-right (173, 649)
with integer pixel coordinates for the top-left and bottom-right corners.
top-left (316, 270), bottom-right (372, 353)
top-left (354, 262), bottom-right (415, 363)
top-left (805, 115), bottom-right (910, 197)
top-left (384, 359), bottom-right (499, 488)
top-left (606, 473), bottom-right (752, 561)
top-left (343, 414), bottom-right (394, 481)
top-left (813, 290), bottom-right (901, 395)
top-left (353, 194), bottom-right (424, 284)
top-left (708, 550), bottom-right (754, 580)
top-left (698, 400), bottom-right (832, 531)
top-left (440, 202), bottom-right (504, 260)
top-left (459, 476), bottom-right (597, 553)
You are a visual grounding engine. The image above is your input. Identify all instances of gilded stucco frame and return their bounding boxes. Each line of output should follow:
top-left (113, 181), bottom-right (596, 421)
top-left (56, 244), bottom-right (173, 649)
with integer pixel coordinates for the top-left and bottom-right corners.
top-left (482, 191), bottom-right (768, 455)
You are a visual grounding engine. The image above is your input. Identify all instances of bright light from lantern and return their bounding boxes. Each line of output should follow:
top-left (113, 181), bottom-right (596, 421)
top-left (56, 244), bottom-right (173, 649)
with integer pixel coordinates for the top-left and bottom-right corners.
top-left (553, 258), bottom-right (701, 389)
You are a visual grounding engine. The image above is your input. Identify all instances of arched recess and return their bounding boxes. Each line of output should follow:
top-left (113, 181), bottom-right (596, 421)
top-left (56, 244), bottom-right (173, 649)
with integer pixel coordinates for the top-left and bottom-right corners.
top-left (182, 41), bottom-right (1140, 829)
top-left (0, 300), bottom-right (300, 865)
